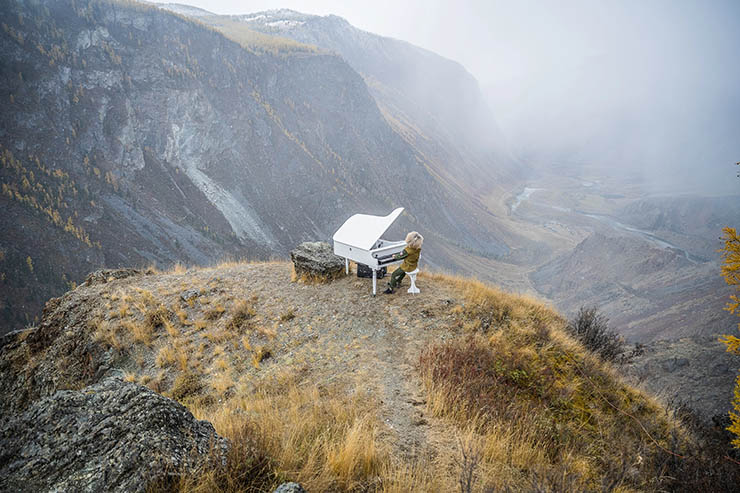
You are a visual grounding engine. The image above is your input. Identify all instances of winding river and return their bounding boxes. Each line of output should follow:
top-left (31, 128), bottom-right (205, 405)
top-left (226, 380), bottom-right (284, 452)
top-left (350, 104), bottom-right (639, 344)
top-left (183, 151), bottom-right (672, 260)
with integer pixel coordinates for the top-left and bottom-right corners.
top-left (510, 187), bottom-right (704, 264)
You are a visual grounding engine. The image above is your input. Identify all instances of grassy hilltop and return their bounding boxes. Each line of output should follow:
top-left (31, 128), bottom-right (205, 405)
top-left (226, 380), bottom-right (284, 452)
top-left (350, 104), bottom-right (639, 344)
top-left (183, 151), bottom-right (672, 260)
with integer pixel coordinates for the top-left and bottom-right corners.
top-left (2, 261), bottom-right (736, 491)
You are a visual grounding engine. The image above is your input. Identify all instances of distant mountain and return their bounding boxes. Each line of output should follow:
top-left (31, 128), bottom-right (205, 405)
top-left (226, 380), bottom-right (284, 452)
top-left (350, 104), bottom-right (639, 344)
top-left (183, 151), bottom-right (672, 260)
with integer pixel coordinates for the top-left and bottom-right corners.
top-left (162, 6), bottom-right (519, 197)
top-left (0, 0), bottom-right (519, 332)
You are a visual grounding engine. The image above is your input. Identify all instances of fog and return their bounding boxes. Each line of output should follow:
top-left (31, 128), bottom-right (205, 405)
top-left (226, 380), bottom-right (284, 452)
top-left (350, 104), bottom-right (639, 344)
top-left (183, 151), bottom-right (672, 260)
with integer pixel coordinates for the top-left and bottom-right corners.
top-left (155, 0), bottom-right (740, 195)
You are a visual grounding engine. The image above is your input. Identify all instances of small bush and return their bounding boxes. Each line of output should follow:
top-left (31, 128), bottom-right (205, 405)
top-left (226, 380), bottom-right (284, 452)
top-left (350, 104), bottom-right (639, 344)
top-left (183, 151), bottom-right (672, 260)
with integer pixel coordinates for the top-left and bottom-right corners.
top-left (205, 305), bottom-right (225, 321)
top-left (643, 402), bottom-right (740, 492)
top-left (226, 299), bottom-right (256, 331)
top-left (145, 305), bottom-right (171, 331)
top-left (567, 307), bottom-right (625, 363)
top-left (169, 371), bottom-right (203, 402)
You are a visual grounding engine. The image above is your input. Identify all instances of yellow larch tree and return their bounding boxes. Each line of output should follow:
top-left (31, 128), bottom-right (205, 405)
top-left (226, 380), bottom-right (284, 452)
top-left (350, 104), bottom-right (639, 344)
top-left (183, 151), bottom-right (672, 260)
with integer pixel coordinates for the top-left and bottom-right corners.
top-left (719, 226), bottom-right (740, 448)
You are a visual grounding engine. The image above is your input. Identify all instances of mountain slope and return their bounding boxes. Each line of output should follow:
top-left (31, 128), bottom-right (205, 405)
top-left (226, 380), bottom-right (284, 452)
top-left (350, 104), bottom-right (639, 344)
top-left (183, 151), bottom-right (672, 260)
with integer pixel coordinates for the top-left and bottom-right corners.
top-left (530, 232), bottom-right (734, 341)
top-left (0, 0), bottom-right (517, 332)
top-left (177, 8), bottom-right (519, 204)
top-left (3, 262), bottom-right (734, 491)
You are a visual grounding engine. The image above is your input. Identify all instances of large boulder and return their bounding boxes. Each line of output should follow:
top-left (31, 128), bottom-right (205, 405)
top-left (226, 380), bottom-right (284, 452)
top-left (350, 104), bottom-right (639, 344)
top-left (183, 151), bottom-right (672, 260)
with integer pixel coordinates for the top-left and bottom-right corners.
top-left (290, 241), bottom-right (345, 280)
top-left (0, 377), bottom-right (228, 493)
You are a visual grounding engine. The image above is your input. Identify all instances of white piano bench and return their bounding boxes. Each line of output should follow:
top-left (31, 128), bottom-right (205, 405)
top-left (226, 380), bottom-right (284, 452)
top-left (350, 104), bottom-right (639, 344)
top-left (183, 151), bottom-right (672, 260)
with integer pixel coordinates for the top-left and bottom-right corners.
top-left (407, 268), bottom-right (420, 294)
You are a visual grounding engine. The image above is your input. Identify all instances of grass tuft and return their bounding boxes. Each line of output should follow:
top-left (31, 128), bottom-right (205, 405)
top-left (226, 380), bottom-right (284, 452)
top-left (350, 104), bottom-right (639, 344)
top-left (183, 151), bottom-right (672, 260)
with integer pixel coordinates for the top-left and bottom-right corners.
top-left (226, 298), bottom-right (257, 332)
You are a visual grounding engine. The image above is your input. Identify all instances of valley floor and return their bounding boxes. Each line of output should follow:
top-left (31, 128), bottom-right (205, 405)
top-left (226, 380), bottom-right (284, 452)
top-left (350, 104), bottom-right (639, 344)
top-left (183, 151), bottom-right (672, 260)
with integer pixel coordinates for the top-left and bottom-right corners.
top-left (473, 170), bottom-right (738, 342)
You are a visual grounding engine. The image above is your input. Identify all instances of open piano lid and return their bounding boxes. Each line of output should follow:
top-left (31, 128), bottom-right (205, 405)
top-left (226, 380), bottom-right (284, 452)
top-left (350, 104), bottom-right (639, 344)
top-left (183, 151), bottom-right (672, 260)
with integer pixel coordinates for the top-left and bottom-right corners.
top-left (333, 207), bottom-right (404, 250)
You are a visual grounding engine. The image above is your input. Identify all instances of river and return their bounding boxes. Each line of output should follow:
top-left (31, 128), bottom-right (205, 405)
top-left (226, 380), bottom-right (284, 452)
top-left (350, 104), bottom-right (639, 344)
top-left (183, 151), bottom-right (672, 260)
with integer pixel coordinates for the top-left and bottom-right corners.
top-left (510, 187), bottom-right (703, 264)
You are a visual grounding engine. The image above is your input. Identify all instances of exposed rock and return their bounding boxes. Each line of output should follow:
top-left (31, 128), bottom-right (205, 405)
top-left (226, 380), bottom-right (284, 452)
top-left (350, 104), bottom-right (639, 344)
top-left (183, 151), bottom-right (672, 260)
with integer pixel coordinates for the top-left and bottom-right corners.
top-left (180, 289), bottom-right (200, 302)
top-left (659, 356), bottom-right (689, 373)
top-left (0, 326), bottom-right (36, 350)
top-left (0, 377), bottom-right (228, 493)
top-left (290, 242), bottom-right (345, 279)
top-left (84, 268), bottom-right (141, 287)
top-left (273, 482), bottom-right (307, 493)
top-left (0, 286), bottom-right (120, 413)
top-left (623, 335), bottom-right (739, 424)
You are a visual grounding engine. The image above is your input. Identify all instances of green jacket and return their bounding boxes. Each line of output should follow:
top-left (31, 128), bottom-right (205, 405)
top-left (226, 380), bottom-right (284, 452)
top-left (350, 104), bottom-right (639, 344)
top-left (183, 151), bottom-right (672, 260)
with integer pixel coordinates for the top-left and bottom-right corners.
top-left (395, 246), bottom-right (421, 272)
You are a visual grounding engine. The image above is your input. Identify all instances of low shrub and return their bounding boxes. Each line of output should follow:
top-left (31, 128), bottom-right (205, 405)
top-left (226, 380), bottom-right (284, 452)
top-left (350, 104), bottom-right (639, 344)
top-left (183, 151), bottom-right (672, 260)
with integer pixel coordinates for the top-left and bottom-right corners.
top-left (567, 307), bottom-right (625, 363)
top-left (226, 299), bottom-right (256, 332)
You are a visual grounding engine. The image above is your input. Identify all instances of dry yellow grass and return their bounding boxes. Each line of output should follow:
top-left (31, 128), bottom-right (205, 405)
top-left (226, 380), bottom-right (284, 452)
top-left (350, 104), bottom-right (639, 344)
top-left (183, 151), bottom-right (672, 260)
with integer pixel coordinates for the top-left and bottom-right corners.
top-left (203, 329), bottom-right (228, 344)
top-left (92, 319), bottom-right (124, 351)
top-left (124, 320), bottom-right (153, 346)
top-left (118, 302), bottom-right (130, 318)
top-left (205, 304), bottom-right (225, 321)
top-left (211, 371), bottom-right (234, 397)
top-left (155, 345), bottom-right (176, 368)
top-left (188, 376), bottom-right (388, 492)
top-left (176, 344), bottom-right (190, 372)
top-left (214, 357), bottom-right (229, 372)
top-left (163, 317), bottom-right (179, 337)
top-left (70, 261), bottom-right (708, 492)
top-left (176, 309), bottom-right (192, 326)
top-left (415, 273), bottom-right (685, 491)
top-left (241, 336), bottom-right (252, 352)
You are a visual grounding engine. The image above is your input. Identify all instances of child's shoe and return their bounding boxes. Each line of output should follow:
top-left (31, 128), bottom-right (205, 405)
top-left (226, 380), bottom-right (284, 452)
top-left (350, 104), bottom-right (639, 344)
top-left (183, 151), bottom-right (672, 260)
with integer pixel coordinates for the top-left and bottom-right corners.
top-left (383, 287), bottom-right (394, 294)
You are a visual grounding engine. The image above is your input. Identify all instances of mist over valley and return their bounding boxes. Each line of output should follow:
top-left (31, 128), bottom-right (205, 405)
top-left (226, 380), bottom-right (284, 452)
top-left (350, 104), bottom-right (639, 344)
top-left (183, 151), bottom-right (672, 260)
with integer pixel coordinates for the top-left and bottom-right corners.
top-left (1, 1), bottom-right (739, 490)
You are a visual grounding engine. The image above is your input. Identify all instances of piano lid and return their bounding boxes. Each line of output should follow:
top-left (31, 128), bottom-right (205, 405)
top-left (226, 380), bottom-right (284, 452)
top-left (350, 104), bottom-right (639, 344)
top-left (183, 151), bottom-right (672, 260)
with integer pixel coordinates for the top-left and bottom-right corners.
top-left (333, 207), bottom-right (404, 250)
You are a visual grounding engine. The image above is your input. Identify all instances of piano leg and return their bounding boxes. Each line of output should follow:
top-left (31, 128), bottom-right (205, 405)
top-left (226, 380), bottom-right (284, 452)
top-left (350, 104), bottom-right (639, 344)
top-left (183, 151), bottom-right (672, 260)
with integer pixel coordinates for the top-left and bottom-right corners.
top-left (372, 269), bottom-right (377, 296)
top-left (345, 258), bottom-right (349, 275)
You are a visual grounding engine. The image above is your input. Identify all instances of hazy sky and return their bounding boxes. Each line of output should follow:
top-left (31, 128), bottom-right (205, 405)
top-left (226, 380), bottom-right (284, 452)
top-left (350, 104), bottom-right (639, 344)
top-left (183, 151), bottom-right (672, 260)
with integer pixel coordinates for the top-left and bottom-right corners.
top-left (154, 0), bottom-right (740, 87)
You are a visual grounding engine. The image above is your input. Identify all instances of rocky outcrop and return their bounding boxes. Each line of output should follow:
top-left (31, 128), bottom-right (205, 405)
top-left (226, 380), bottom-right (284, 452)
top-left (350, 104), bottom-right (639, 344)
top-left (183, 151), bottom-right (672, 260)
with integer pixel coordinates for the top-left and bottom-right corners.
top-left (0, 377), bottom-right (228, 493)
top-left (624, 335), bottom-right (740, 424)
top-left (290, 241), bottom-right (345, 279)
top-left (84, 268), bottom-right (142, 287)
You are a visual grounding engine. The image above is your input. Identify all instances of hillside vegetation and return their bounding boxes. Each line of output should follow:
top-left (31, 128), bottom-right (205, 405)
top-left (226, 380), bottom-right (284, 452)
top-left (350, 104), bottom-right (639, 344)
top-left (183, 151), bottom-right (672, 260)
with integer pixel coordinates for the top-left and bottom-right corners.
top-left (2, 262), bottom-right (736, 492)
top-left (197, 16), bottom-right (321, 56)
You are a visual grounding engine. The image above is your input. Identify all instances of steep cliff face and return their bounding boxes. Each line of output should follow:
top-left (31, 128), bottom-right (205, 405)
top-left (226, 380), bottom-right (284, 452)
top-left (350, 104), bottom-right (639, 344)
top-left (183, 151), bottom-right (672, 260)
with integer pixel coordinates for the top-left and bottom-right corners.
top-left (0, 0), bottom-right (512, 331)
top-left (205, 8), bottom-right (519, 199)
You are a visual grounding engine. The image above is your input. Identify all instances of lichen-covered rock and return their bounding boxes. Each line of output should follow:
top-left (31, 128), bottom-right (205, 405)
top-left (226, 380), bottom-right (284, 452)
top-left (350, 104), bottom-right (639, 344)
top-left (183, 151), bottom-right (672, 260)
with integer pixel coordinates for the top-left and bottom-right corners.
top-left (273, 482), bottom-right (307, 493)
top-left (84, 268), bottom-right (142, 287)
top-left (0, 377), bottom-right (228, 493)
top-left (290, 242), bottom-right (345, 279)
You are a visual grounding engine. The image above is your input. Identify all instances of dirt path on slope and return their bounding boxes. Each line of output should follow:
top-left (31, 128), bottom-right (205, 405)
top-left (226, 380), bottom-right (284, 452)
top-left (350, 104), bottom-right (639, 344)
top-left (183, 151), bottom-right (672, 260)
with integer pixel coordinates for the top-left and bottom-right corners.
top-left (34, 261), bottom-right (465, 463)
top-left (208, 262), bottom-right (462, 459)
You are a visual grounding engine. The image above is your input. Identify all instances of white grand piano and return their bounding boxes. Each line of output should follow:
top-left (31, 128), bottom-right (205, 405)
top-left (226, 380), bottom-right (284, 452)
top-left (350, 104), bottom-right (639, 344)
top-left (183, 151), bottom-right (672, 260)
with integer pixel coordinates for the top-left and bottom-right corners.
top-left (333, 207), bottom-right (407, 295)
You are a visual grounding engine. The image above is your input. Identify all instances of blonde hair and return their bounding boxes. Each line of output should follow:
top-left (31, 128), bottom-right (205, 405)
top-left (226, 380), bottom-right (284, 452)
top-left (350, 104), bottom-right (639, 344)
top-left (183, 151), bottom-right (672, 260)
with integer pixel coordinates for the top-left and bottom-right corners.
top-left (405, 231), bottom-right (423, 249)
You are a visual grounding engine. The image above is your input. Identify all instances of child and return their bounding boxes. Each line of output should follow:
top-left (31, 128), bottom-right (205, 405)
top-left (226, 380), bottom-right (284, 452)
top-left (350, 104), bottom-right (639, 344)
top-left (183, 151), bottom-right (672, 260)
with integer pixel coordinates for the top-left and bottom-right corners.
top-left (384, 231), bottom-right (423, 294)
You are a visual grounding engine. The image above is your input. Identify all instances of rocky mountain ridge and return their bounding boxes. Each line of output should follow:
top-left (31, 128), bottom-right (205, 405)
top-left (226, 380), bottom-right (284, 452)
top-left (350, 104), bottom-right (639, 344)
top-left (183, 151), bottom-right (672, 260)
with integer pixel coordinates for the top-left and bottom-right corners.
top-left (0, 0), bottom-right (518, 333)
top-left (2, 261), bottom-right (737, 491)
top-left (204, 7), bottom-right (519, 198)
